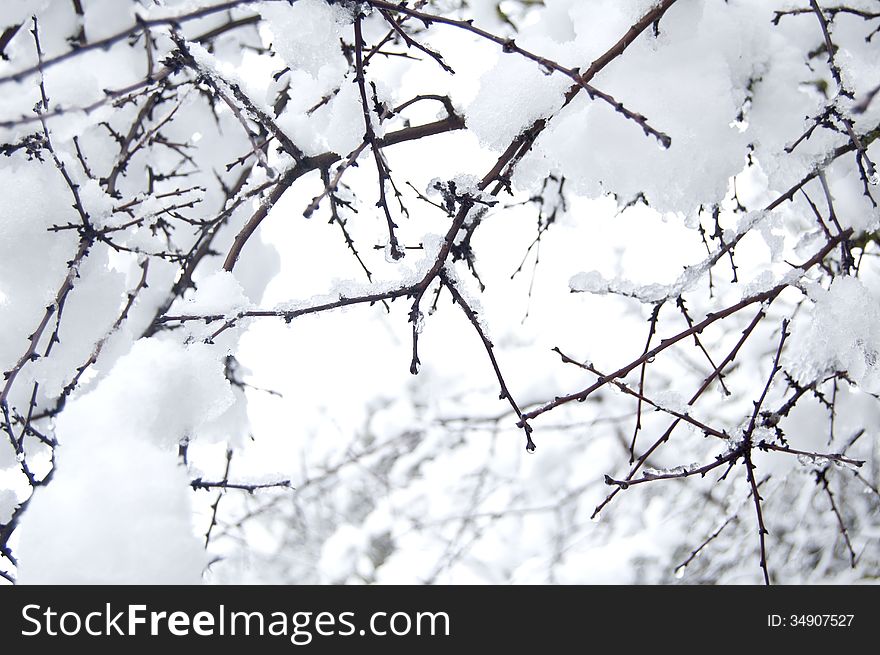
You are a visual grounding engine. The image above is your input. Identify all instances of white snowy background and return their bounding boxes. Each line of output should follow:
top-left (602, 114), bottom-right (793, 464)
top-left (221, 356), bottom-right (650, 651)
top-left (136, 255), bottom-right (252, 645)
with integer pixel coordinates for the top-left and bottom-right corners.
top-left (0, 0), bottom-right (878, 584)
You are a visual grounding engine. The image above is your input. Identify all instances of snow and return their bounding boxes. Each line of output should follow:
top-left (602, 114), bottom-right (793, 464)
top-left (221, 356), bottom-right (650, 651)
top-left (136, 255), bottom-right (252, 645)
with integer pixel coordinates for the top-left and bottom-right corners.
top-left (323, 77), bottom-right (372, 158)
top-left (52, 337), bottom-right (236, 448)
top-left (259, 0), bottom-right (352, 80)
top-left (0, 160), bottom-right (79, 386)
top-left (568, 269), bottom-right (682, 303)
top-left (15, 433), bottom-right (206, 584)
top-left (0, 489), bottom-right (17, 525)
top-left (786, 277), bottom-right (880, 394)
top-left (26, 249), bottom-right (127, 400)
top-left (651, 390), bottom-right (689, 417)
top-left (82, 0), bottom-right (134, 42)
top-left (465, 35), bottom-right (574, 151)
top-left (184, 270), bottom-right (250, 316)
top-left (0, 1), bottom-right (52, 29)
top-left (0, 438), bottom-right (17, 470)
top-left (318, 524), bottom-right (367, 584)
top-left (13, 334), bottom-right (236, 582)
top-left (2, 0), bottom-right (880, 587)
top-left (77, 176), bottom-right (117, 227)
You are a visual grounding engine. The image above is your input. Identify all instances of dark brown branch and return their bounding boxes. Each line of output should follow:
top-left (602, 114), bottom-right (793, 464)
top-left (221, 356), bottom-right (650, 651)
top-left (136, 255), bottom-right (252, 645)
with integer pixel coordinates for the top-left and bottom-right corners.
top-left (191, 478), bottom-right (292, 493)
top-left (221, 113), bottom-right (465, 271)
top-left (0, 240), bottom-right (91, 408)
top-left (740, 322), bottom-right (791, 586)
top-left (604, 448), bottom-right (740, 489)
top-left (367, 0), bottom-right (675, 148)
top-left (630, 302), bottom-right (663, 461)
top-left (553, 349), bottom-right (728, 440)
top-left (354, 14), bottom-right (403, 260)
top-left (816, 469), bottom-right (857, 567)
top-left (756, 441), bottom-right (863, 468)
top-left (675, 476), bottom-right (770, 578)
top-left (0, 15), bottom-right (262, 130)
top-left (523, 233), bottom-right (850, 424)
top-left (441, 270), bottom-right (535, 451)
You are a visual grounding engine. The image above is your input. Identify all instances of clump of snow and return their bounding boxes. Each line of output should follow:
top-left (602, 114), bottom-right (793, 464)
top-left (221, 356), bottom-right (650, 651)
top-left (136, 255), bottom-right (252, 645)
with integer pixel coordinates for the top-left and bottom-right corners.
top-left (186, 39), bottom-right (278, 135)
top-left (26, 249), bottom-right (127, 401)
top-left (756, 212), bottom-right (786, 261)
top-left (821, 163), bottom-right (880, 234)
top-left (278, 73), bottom-right (387, 158)
top-left (185, 270), bottom-right (250, 316)
top-left (740, 270), bottom-right (777, 298)
top-left (651, 390), bottom-right (689, 416)
top-left (1, 0), bottom-right (51, 28)
top-left (786, 277), bottom-right (880, 393)
top-left (465, 36), bottom-right (574, 151)
top-left (569, 270), bottom-right (612, 295)
top-left (323, 77), bottom-right (372, 157)
top-left (77, 176), bottom-right (117, 227)
top-left (259, 0), bottom-right (352, 79)
top-left (12, 333), bottom-right (239, 582)
top-left (82, 0), bottom-right (134, 41)
top-left (569, 270), bottom-right (670, 303)
top-left (740, 267), bottom-right (805, 299)
top-left (56, 337), bottom-right (236, 448)
top-left (15, 434), bottom-right (206, 584)
top-left (0, 489), bottom-right (18, 525)
top-left (0, 161), bottom-right (78, 376)
top-left (506, 1), bottom-right (786, 213)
